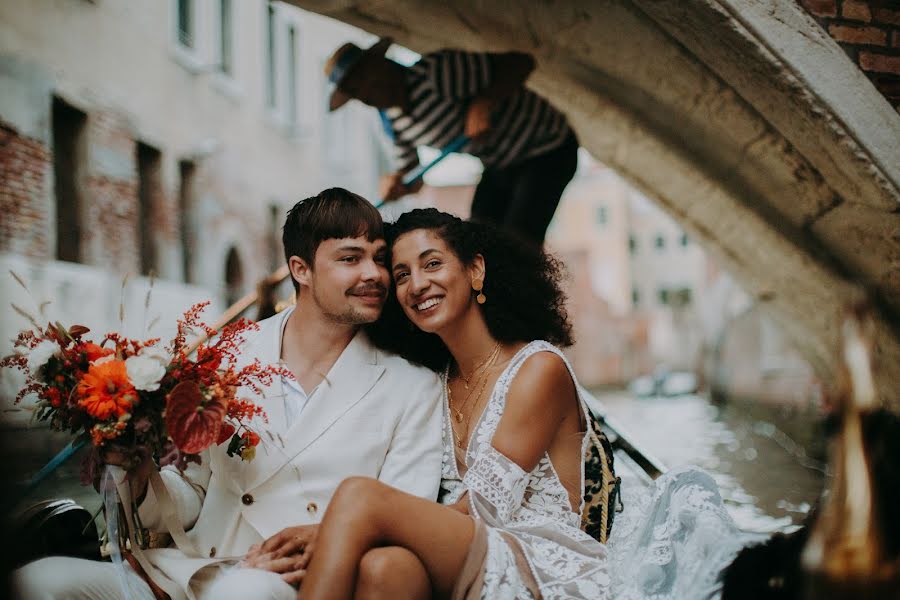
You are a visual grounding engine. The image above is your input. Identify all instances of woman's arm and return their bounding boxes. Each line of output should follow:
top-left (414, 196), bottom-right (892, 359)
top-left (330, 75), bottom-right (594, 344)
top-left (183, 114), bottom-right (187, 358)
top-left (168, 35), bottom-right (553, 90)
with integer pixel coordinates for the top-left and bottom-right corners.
top-left (490, 351), bottom-right (578, 473)
top-left (459, 352), bottom-right (578, 524)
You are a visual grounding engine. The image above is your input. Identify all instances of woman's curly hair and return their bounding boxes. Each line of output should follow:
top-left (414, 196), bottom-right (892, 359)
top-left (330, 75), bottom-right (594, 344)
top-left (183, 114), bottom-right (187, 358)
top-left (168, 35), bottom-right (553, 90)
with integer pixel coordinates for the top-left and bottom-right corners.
top-left (366, 209), bottom-right (573, 371)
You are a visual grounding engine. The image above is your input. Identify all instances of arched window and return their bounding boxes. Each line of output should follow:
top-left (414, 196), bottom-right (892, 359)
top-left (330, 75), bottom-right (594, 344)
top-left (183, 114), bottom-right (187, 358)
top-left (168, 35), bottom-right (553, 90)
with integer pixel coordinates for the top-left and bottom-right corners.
top-left (224, 246), bottom-right (244, 307)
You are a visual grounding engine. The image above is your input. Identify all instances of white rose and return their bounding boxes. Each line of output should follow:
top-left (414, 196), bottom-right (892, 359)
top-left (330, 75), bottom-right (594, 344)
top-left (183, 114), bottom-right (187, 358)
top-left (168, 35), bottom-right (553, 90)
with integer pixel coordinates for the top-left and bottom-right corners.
top-left (125, 354), bottom-right (167, 392)
top-left (140, 345), bottom-right (170, 366)
top-left (27, 340), bottom-right (59, 375)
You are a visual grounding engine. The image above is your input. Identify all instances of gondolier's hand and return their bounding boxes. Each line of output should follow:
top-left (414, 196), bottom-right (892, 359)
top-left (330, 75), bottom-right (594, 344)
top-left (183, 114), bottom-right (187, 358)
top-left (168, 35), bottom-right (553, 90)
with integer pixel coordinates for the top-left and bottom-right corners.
top-left (244, 524), bottom-right (319, 586)
top-left (465, 96), bottom-right (493, 139)
top-left (379, 171), bottom-right (424, 202)
top-left (97, 445), bottom-right (155, 502)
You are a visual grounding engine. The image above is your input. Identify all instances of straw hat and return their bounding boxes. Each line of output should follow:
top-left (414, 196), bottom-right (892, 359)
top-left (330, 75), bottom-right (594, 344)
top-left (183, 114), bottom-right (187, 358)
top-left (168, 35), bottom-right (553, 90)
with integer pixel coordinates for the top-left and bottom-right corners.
top-left (324, 38), bottom-right (393, 112)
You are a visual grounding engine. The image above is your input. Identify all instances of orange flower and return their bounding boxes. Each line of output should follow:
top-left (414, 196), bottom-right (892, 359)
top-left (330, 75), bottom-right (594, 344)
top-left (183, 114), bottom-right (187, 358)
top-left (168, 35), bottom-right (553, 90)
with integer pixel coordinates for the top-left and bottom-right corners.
top-left (90, 422), bottom-right (124, 445)
top-left (80, 342), bottom-right (114, 363)
top-left (78, 360), bottom-right (137, 420)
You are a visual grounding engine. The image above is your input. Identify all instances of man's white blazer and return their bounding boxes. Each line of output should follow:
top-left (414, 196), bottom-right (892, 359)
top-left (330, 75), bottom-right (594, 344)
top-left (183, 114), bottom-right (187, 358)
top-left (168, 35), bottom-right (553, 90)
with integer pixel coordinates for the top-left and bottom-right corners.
top-left (137, 307), bottom-right (443, 599)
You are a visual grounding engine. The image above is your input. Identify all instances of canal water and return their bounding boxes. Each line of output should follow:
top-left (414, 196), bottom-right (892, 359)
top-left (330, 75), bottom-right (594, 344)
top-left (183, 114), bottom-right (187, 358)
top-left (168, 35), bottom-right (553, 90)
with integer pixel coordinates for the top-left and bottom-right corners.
top-left (594, 390), bottom-right (827, 534)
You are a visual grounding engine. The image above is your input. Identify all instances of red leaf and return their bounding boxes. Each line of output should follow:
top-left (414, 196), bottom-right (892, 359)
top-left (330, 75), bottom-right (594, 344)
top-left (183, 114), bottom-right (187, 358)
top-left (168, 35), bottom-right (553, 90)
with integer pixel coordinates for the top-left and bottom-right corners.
top-left (68, 325), bottom-right (90, 337)
top-left (166, 381), bottom-right (227, 454)
top-left (216, 422), bottom-right (236, 445)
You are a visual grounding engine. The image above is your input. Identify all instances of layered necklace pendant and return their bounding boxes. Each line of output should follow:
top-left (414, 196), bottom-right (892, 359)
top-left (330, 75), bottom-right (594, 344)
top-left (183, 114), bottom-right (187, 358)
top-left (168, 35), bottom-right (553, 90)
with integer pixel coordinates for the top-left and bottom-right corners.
top-left (447, 342), bottom-right (503, 456)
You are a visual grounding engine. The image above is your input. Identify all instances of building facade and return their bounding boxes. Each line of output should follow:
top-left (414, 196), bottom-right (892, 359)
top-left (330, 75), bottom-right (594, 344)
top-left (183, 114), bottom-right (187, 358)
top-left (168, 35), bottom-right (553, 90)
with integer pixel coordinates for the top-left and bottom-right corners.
top-left (0, 0), bottom-right (390, 418)
top-left (547, 156), bottom-right (820, 406)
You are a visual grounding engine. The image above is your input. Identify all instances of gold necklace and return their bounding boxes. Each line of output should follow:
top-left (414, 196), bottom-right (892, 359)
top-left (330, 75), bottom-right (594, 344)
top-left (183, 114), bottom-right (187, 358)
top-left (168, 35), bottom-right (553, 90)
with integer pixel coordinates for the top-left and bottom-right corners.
top-left (448, 345), bottom-right (501, 452)
top-left (449, 353), bottom-right (492, 424)
top-left (448, 375), bottom-right (488, 447)
top-left (455, 342), bottom-right (500, 390)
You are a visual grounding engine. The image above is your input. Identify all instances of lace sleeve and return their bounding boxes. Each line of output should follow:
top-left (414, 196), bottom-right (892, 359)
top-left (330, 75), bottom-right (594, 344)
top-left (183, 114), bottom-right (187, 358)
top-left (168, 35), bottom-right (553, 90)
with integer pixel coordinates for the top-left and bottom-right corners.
top-left (463, 444), bottom-right (528, 523)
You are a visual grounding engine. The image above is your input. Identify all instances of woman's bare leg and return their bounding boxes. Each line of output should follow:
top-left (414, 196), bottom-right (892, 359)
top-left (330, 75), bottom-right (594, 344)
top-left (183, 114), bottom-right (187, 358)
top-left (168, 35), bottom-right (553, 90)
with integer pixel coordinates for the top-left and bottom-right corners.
top-left (298, 477), bottom-right (475, 600)
top-left (353, 547), bottom-right (430, 600)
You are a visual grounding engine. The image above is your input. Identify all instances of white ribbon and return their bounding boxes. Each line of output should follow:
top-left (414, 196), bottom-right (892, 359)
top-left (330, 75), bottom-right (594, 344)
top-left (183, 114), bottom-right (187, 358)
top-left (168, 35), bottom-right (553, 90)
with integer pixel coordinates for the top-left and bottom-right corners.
top-left (102, 465), bottom-right (156, 600)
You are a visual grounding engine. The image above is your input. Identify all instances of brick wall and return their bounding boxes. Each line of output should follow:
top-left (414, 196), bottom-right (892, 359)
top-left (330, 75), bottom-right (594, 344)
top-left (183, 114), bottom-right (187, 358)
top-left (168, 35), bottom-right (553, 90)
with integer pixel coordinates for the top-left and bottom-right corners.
top-left (82, 110), bottom-right (141, 274)
top-left (799, 0), bottom-right (900, 110)
top-left (0, 121), bottom-right (51, 259)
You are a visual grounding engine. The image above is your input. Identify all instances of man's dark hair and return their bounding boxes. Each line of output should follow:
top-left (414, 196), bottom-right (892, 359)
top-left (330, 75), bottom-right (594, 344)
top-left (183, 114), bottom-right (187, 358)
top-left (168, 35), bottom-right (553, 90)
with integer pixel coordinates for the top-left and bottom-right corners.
top-left (282, 188), bottom-right (384, 293)
top-left (367, 208), bottom-right (573, 371)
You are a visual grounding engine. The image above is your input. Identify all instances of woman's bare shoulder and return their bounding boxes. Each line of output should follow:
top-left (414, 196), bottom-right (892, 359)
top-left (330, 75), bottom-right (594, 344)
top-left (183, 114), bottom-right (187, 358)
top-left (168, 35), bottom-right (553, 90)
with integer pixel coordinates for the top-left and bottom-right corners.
top-left (507, 349), bottom-right (576, 411)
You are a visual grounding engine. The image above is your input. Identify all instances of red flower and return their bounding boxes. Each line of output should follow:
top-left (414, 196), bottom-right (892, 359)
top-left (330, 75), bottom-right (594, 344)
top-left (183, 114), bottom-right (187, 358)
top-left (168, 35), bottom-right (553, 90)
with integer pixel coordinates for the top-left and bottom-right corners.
top-left (80, 342), bottom-right (113, 363)
top-left (43, 387), bottom-right (62, 408)
top-left (241, 431), bottom-right (261, 447)
top-left (77, 360), bottom-right (136, 420)
top-left (166, 381), bottom-right (228, 454)
top-left (217, 422), bottom-right (236, 445)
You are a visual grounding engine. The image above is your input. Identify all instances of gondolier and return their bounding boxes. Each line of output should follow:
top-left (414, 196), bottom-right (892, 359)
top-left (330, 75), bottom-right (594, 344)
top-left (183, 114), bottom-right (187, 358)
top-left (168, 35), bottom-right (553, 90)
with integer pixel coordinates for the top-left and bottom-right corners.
top-left (325, 38), bottom-right (578, 245)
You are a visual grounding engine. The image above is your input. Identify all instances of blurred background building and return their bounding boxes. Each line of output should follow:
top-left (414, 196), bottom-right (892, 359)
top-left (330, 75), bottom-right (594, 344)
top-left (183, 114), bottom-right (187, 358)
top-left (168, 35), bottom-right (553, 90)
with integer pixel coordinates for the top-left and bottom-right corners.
top-left (0, 0), bottom-right (827, 423)
top-left (0, 0), bottom-right (392, 422)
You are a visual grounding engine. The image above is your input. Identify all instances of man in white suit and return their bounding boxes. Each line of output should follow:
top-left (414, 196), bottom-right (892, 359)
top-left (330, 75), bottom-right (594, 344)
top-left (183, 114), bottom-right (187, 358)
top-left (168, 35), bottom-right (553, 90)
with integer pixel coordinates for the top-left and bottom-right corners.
top-left (14, 188), bottom-right (443, 600)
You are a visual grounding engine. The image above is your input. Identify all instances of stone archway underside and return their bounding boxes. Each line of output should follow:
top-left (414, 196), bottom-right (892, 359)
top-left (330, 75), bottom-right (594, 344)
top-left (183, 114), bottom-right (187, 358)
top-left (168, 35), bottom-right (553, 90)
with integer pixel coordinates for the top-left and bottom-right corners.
top-left (288, 0), bottom-right (900, 408)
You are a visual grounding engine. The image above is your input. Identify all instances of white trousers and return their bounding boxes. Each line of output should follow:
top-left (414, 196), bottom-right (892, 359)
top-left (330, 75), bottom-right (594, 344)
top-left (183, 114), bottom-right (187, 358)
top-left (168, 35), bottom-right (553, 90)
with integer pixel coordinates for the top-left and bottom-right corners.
top-left (13, 556), bottom-right (296, 600)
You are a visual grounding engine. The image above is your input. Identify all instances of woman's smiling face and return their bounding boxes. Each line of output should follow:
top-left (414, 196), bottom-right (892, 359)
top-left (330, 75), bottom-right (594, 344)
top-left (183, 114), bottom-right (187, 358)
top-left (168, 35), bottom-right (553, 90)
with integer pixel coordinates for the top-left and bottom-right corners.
top-left (390, 229), bottom-right (482, 335)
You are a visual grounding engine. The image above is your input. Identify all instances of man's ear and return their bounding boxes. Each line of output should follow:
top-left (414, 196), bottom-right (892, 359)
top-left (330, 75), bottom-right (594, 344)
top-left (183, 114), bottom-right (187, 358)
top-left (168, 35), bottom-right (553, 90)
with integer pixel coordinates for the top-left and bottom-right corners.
top-left (289, 256), bottom-right (311, 288)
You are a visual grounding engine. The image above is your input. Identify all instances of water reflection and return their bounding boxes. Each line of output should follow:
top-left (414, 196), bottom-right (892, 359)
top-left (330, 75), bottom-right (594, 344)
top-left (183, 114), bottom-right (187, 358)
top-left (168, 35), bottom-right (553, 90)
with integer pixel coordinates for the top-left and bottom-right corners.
top-left (595, 390), bottom-right (826, 534)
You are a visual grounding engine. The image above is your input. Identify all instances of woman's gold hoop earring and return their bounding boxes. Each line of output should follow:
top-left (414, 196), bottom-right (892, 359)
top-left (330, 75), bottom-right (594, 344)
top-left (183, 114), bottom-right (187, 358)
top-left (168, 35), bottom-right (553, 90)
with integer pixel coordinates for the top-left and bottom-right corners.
top-left (472, 278), bottom-right (486, 305)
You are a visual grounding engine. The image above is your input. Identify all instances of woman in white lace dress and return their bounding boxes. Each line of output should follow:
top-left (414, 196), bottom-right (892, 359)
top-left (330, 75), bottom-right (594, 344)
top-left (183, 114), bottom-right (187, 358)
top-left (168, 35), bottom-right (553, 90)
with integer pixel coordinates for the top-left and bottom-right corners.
top-left (299, 209), bottom-right (754, 600)
top-left (298, 209), bottom-right (610, 600)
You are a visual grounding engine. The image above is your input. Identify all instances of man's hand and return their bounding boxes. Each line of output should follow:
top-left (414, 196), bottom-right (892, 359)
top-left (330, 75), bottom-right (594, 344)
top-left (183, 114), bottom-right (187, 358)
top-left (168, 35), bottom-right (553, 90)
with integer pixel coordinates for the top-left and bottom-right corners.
top-left (379, 172), bottom-right (424, 203)
top-left (244, 524), bottom-right (319, 586)
top-left (449, 492), bottom-right (470, 515)
top-left (465, 97), bottom-right (494, 139)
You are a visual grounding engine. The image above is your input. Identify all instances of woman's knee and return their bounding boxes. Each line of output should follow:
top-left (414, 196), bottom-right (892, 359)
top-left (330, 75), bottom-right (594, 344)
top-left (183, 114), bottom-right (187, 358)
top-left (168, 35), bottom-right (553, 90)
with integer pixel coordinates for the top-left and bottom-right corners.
top-left (356, 547), bottom-right (430, 600)
top-left (331, 476), bottom-right (385, 513)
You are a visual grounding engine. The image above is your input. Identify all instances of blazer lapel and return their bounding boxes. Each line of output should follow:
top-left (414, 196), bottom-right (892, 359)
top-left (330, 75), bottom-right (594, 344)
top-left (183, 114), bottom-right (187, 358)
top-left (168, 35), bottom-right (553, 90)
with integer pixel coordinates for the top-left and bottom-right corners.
top-left (247, 307), bottom-right (291, 433)
top-left (245, 329), bottom-right (385, 491)
top-left (227, 308), bottom-right (291, 491)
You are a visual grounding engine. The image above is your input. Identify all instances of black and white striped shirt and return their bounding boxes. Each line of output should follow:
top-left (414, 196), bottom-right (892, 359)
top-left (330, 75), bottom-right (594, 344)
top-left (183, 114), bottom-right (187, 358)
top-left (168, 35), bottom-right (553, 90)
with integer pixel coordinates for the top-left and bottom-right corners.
top-left (383, 50), bottom-right (572, 173)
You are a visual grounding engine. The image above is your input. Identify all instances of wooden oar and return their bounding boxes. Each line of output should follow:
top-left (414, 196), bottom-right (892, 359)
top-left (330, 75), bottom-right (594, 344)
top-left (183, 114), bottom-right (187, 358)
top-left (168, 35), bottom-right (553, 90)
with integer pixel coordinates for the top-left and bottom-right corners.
top-left (374, 135), bottom-right (469, 209)
top-left (185, 264), bottom-right (291, 354)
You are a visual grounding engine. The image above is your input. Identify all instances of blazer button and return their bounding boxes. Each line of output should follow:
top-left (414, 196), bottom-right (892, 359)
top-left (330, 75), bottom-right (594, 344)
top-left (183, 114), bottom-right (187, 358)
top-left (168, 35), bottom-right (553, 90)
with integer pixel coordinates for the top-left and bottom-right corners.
top-left (306, 502), bottom-right (318, 514)
top-left (209, 546), bottom-right (217, 558)
top-left (242, 493), bottom-right (254, 505)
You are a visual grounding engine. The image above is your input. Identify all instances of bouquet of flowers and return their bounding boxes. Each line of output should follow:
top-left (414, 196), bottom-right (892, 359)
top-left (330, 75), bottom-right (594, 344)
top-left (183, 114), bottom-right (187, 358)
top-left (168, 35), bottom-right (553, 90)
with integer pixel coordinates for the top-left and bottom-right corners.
top-left (2, 301), bottom-right (286, 481)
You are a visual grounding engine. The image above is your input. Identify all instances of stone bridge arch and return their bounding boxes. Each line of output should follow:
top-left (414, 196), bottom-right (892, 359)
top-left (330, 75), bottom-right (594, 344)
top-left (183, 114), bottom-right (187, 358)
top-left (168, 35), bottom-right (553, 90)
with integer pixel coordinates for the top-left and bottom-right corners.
top-left (287, 0), bottom-right (900, 408)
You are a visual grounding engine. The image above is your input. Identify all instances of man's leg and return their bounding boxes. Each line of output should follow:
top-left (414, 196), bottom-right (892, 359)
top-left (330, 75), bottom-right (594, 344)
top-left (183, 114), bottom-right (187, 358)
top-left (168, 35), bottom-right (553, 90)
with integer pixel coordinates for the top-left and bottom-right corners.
top-left (504, 135), bottom-right (579, 245)
top-left (196, 566), bottom-right (295, 600)
top-left (13, 556), bottom-right (153, 600)
top-left (469, 167), bottom-right (511, 226)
